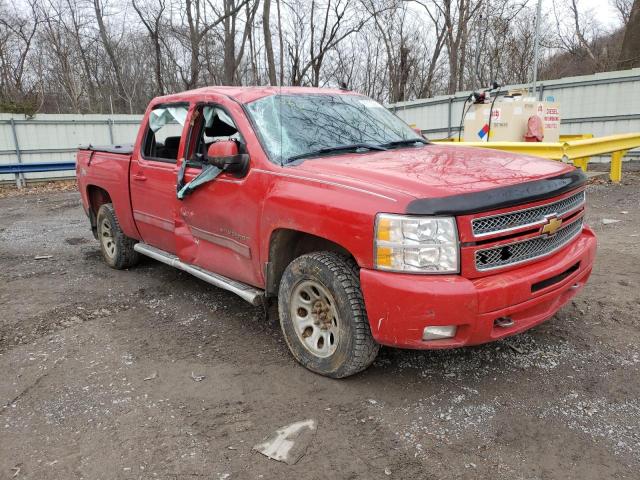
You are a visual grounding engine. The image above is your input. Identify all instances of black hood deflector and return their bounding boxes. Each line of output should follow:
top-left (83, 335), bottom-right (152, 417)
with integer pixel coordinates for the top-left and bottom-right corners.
top-left (406, 169), bottom-right (587, 216)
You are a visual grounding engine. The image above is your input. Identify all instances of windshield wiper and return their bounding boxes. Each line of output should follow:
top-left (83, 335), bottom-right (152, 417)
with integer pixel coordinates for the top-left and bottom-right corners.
top-left (381, 138), bottom-right (428, 148)
top-left (286, 143), bottom-right (388, 163)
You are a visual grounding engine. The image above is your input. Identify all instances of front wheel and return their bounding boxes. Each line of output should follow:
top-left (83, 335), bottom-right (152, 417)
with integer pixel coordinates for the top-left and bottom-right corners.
top-left (278, 252), bottom-right (379, 378)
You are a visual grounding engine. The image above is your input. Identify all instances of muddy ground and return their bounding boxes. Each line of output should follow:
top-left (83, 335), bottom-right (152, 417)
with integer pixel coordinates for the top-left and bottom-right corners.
top-left (1, 169), bottom-right (639, 480)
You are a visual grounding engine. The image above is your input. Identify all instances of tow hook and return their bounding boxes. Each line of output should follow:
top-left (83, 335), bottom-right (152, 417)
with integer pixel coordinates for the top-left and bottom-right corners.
top-left (494, 317), bottom-right (514, 328)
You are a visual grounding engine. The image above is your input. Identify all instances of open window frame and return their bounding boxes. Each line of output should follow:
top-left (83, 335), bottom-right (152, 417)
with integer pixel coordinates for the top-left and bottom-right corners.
top-left (183, 102), bottom-right (246, 170)
top-left (140, 102), bottom-right (190, 164)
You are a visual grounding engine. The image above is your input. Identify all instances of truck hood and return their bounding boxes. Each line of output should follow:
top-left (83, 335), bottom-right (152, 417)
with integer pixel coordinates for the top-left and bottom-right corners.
top-left (292, 144), bottom-right (573, 200)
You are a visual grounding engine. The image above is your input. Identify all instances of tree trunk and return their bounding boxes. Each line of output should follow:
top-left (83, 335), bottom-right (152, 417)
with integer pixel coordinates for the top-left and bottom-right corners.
top-left (223, 1), bottom-right (237, 84)
top-left (93, 0), bottom-right (127, 107)
top-left (618, 0), bottom-right (640, 69)
top-left (153, 35), bottom-right (164, 95)
top-left (448, 49), bottom-right (458, 94)
top-left (276, 0), bottom-right (284, 84)
top-left (263, 0), bottom-right (277, 85)
top-left (185, 0), bottom-right (201, 89)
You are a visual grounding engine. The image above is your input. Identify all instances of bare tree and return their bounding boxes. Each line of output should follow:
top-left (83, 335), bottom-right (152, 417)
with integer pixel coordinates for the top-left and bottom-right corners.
top-left (222, 0), bottom-right (259, 85)
top-left (133, 0), bottom-right (167, 95)
top-left (420, 0), bottom-right (482, 94)
top-left (367, 1), bottom-right (413, 102)
top-left (93, 0), bottom-right (130, 110)
top-left (0, 0), bottom-right (632, 114)
top-left (0, 0), bottom-right (40, 98)
top-left (285, 0), bottom-right (369, 86)
top-left (413, 0), bottom-right (446, 97)
top-left (612, 0), bottom-right (634, 23)
top-left (177, 0), bottom-right (248, 88)
top-left (276, 0), bottom-right (284, 83)
top-left (263, 0), bottom-right (277, 84)
top-left (618, 0), bottom-right (640, 68)
top-left (569, 0), bottom-right (601, 66)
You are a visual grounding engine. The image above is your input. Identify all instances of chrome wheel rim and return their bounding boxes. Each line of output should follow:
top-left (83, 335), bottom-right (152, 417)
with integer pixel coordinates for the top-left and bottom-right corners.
top-left (99, 217), bottom-right (116, 259)
top-left (290, 280), bottom-right (339, 358)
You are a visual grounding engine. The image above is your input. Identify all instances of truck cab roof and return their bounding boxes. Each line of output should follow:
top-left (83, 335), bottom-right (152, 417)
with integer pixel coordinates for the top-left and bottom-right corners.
top-left (152, 86), bottom-right (356, 106)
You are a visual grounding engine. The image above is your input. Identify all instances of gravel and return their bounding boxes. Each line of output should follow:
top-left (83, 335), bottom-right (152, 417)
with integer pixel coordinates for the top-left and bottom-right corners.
top-left (1, 172), bottom-right (640, 479)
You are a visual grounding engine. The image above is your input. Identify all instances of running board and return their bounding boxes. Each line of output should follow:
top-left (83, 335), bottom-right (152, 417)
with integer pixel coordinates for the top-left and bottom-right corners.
top-left (134, 243), bottom-right (265, 306)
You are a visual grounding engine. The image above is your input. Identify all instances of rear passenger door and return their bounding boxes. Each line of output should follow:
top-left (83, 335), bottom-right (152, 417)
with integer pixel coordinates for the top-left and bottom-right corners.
top-left (130, 103), bottom-right (189, 254)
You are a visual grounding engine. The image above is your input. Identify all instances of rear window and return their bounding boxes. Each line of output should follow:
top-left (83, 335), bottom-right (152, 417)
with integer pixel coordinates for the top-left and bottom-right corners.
top-left (142, 105), bottom-right (188, 162)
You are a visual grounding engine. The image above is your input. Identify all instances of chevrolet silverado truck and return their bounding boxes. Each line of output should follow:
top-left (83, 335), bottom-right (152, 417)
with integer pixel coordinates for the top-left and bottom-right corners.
top-left (76, 87), bottom-right (597, 378)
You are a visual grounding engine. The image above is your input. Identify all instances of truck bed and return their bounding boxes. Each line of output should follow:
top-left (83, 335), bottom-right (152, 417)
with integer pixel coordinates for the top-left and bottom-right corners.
top-left (76, 145), bottom-right (138, 241)
top-left (79, 144), bottom-right (134, 155)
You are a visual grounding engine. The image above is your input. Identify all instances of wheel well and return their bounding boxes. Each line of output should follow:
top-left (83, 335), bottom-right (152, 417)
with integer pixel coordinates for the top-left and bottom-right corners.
top-left (265, 229), bottom-right (354, 297)
top-left (86, 186), bottom-right (112, 237)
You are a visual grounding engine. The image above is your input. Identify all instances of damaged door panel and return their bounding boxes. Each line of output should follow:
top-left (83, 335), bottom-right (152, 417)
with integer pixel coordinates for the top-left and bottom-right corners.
top-left (174, 102), bottom-right (263, 287)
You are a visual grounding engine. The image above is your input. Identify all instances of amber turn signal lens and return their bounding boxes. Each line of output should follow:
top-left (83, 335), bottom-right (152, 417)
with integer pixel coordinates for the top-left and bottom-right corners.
top-left (376, 246), bottom-right (392, 267)
top-left (376, 218), bottom-right (391, 241)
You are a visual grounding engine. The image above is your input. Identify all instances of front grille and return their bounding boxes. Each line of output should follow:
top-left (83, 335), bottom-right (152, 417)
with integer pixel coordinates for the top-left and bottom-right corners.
top-left (475, 219), bottom-right (583, 271)
top-left (472, 191), bottom-right (585, 236)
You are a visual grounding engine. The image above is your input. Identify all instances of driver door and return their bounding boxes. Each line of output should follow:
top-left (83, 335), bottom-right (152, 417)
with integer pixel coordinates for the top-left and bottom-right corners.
top-left (174, 102), bottom-right (264, 287)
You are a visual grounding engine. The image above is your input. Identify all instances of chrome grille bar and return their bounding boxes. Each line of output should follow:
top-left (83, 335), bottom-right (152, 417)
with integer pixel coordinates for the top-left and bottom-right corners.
top-left (472, 191), bottom-right (585, 237)
top-left (474, 219), bottom-right (584, 271)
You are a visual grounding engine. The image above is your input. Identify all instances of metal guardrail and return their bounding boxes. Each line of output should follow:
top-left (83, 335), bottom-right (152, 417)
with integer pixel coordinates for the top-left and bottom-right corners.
top-left (432, 133), bottom-right (640, 182)
top-left (3, 114), bottom-right (637, 189)
top-left (1, 116), bottom-right (141, 187)
top-left (0, 147), bottom-right (77, 156)
top-left (0, 162), bottom-right (76, 175)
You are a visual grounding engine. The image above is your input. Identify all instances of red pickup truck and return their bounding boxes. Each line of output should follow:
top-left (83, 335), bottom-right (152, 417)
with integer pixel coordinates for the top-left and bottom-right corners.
top-left (76, 87), bottom-right (597, 378)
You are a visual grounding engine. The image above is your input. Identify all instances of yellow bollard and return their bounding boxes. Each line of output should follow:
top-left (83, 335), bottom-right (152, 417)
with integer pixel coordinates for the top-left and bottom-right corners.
top-left (572, 157), bottom-right (590, 172)
top-left (610, 150), bottom-right (627, 182)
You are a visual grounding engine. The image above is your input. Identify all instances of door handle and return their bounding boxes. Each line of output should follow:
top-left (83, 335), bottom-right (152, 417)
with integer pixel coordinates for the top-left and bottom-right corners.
top-left (133, 173), bottom-right (147, 181)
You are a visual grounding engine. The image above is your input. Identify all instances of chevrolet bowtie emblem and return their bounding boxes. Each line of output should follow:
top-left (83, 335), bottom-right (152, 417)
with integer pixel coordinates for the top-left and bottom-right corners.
top-left (541, 216), bottom-right (563, 235)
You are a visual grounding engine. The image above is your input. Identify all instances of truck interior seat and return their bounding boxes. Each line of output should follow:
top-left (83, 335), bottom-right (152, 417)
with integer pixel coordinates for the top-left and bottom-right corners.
top-left (205, 116), bottom-right (238, 138)
top-left (163, 136), bottom-right (181, 159)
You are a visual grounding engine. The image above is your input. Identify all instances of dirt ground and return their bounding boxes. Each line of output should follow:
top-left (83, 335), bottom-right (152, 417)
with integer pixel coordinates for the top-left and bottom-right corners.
top-left (1, 169), bottom-right (639, 480)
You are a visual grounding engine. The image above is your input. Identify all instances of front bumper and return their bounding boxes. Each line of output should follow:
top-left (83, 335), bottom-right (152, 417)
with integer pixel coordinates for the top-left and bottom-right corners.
top-left (360, 226), bottom-right (597, 349)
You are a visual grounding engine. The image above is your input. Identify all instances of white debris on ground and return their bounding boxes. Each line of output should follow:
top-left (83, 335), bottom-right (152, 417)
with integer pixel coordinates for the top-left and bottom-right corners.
top-left (253, 419), bottom-right (317, 465)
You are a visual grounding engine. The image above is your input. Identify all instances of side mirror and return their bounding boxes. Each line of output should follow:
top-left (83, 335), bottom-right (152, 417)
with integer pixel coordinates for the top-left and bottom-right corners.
top-left (412, 127), bottom-right (424, 138)
top-left (207, 140), bottom-right (249, 177)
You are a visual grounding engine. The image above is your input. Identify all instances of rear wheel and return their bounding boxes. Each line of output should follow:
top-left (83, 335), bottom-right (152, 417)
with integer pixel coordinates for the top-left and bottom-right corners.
top-left (278, 251), bottom-right (379, 378)
top-left (96, 203), bottom-right (139, 269)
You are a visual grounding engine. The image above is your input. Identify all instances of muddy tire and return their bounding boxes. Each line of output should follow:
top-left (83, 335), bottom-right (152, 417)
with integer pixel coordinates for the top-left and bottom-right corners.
top-left (96, 203), bottom-right (140, 270)
top-left (278, 251), bottom-right (379, 378)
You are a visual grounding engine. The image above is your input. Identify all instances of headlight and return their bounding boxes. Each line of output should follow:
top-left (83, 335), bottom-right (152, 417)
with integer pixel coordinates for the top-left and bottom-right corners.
top-left (374, 214), bottom-right (459, 273)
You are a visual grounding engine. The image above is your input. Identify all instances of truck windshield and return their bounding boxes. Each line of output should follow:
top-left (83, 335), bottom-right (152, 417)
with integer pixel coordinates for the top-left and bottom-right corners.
top-left (245, 94), bottom-right (424, 164)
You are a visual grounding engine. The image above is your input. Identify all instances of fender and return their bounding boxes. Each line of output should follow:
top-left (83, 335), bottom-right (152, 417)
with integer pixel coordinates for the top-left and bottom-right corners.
top-left (257, 167), bottom-right (402, 271)
top-left (77, 150), bottom-right (140, 240)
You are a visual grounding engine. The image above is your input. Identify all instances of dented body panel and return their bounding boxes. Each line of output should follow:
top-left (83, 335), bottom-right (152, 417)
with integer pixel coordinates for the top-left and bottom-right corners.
top-left (76, 86), bottom-right (596, 350)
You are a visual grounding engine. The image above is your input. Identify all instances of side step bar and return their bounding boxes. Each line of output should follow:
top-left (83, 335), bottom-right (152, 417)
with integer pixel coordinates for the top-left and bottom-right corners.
top-left (134, 243), bottom-right (265, 306)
